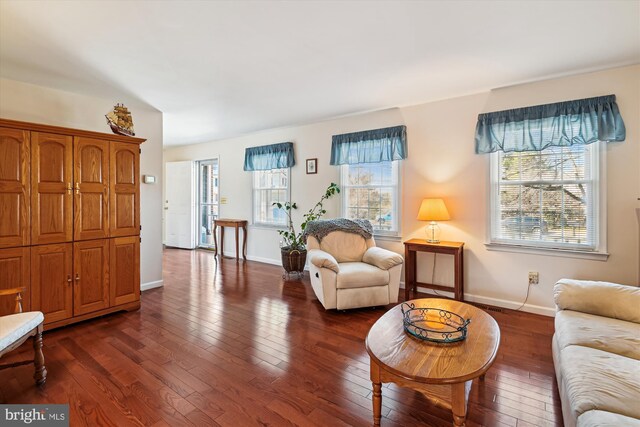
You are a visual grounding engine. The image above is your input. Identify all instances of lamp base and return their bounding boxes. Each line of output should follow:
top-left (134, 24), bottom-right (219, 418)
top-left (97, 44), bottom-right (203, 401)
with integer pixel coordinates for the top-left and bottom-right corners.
top-left (426, 221), bottom-right (441, 243)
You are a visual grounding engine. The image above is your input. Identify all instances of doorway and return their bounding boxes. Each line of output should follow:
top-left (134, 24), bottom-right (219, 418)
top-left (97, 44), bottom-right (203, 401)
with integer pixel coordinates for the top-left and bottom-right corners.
top-left (197, 159), bottom-right (219, 248)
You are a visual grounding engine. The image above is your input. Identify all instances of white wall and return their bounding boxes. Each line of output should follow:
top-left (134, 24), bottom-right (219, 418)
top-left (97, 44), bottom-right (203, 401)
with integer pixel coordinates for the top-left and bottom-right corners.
top-left (164, 65), bottom-right (640, 315)
top-left (0, 78), bottom-right (164, 289)
top-left (164, 108), bottom-right (404, 262)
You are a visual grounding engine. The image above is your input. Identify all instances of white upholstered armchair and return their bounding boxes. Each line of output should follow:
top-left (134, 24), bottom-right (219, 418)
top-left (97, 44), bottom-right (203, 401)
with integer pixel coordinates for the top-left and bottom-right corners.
top-left (307, 230), bottom-right (404, 310)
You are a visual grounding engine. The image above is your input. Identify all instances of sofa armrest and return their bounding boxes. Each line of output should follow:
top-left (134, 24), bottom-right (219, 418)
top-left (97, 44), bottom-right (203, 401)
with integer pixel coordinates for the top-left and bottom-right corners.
top-left (363, 247), bottom-right (403, 271)
top-left (554, 279), bottom-right (640, 323)
top-left (308, 249), bottom-right (340, 273)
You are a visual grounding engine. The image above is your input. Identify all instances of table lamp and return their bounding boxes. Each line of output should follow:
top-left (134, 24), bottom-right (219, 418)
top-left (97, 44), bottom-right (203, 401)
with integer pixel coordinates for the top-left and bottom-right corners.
top-left (417, 198), bottom-right (450, 243)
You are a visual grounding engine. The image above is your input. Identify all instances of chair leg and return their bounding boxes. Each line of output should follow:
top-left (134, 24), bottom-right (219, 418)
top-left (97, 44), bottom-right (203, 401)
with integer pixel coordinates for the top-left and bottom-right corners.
top-left (33, 324), bottom-right (47, 386)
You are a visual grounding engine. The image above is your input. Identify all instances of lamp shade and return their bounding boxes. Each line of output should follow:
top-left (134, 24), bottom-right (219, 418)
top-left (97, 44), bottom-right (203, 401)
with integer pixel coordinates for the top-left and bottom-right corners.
top-left (417, 198), bottom-right (450, 221)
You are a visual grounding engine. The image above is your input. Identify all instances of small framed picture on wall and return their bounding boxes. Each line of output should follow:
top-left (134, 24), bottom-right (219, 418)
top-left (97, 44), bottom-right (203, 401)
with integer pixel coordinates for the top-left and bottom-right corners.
top-left (306, 158), bottom-right (318, 174)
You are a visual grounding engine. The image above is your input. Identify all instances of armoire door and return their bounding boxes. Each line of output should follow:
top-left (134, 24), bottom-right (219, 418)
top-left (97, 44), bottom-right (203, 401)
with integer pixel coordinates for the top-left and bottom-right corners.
top-left (0, 127), bottom-right (30, 248)
top-left (110, 236), bottom-right (140, 306)
top-left (110, 142), bottom-right (140, 237)
top-left (74, 137), bottom-right (109, 240)
top-left (31, 243), bottom-right (73, 324)
top-left (0, 247), bottom-right (30, 316)
top-left (74, 239), bottom-right (109, 316)
top-left (31, 132), bottom-right (73, 245)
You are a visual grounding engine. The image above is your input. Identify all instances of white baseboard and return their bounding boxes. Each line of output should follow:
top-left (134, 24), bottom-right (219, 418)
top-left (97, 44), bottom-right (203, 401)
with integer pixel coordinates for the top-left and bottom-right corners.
top-left (141, 279), bottom-right (164, 291)
top-left (221, 251), bottom-right (280, 266)
top-left (399, 282), bottom-right (555, 317)
top-left (463, 293), bottom-right (555, 317)
top-left (221, 251), bottom-right (310, 270)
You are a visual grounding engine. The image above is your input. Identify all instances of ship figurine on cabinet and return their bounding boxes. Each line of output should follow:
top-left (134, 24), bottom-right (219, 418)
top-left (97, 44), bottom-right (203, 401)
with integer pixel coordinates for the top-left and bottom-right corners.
top-left (106, 103), bottom-right (135, 136)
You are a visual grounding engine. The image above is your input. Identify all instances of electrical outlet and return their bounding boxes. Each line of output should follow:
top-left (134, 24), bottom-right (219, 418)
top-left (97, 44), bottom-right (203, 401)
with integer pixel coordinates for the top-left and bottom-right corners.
top-left (528, 271), bottom-right (539, 286)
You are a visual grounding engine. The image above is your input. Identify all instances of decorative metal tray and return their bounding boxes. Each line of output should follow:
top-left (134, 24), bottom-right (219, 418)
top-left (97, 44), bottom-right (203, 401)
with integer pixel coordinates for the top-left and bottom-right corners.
top-left (400, 302), bottom-right (471, 343)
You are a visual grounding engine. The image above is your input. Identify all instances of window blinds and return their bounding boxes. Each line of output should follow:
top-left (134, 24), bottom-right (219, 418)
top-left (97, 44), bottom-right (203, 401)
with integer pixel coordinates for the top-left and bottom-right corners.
top-left (243, 142), bottom-right (295, 171)
top-left (491, 143), bottom-right (599, 250)
top-left (330, 125), bottom-right (407, 165)
top-left (476, 95), bottom-right (625, 154)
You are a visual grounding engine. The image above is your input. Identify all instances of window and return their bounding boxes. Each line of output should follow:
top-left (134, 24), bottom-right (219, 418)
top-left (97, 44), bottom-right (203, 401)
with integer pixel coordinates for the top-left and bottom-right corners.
top-left (341, 161), bottom-right (400, 235)
top-left (253, 168), bottom-right (289, 226)
top-left (490, 143), bottom-right (601, 251)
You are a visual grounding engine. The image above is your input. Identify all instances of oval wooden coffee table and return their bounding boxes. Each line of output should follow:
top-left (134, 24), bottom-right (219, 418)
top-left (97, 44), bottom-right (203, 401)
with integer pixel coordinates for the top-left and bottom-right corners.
top-left (365, 298), bottom-right (500, 426)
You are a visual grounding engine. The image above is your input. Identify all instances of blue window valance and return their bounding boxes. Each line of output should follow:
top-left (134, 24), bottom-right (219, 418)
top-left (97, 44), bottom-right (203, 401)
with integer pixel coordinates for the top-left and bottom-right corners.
top-left (243, 142), bottom-right (295, 171)
top-left (475, 95), bottom-right (626, 154)
top-left (330, 125), bottom-right (407, 165)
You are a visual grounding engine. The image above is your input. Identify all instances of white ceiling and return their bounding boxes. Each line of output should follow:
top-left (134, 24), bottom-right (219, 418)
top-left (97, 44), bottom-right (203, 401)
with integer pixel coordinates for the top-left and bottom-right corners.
top-left (1, 1), bottom-right (638, 147)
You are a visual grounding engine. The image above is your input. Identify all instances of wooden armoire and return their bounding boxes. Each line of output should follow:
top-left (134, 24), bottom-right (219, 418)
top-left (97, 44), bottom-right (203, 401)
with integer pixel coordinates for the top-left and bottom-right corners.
top-left (0, 118), bottom-right (144, 330)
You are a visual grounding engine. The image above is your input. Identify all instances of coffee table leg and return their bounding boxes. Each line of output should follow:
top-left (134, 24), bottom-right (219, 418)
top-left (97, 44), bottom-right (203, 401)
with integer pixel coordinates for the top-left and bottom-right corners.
top-left (451, 382), bottom-right (468, 427)
top-left (371, 361), bottom-right (382, 426)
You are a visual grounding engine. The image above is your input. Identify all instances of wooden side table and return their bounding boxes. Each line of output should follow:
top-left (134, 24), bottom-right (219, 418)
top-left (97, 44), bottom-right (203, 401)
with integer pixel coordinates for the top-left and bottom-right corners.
top-left (404, 239), bottom-right (464, 301)
top-left (213, 219), bottom-right (248, 260)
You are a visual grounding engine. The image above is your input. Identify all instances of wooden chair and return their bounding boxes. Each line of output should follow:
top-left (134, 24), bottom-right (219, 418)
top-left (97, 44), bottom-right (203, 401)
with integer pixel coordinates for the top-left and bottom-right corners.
top-left (0, 287), bottom-right (47, 385)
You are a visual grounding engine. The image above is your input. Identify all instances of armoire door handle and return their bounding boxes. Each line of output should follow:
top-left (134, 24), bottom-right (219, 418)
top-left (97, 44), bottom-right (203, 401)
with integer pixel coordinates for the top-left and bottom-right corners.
top-left (75, 273), bottom-right (80, 283)
top-left (66, 182), bottom-right (73, 194)
top-left (75, 182), bottom-right (80, 194)
top-left (67, 274), bottom-right (72, 285)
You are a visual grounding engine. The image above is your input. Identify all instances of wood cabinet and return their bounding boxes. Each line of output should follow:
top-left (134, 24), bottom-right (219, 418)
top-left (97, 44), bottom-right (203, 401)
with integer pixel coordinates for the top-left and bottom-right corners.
top-left (0, 118), bottom-right (145, 329)
top-left (74, 239), bottom-right (110, 316)
top-left (31, 132), bottom-right (73, 245)
top-left (74, 137), bottom-right (110, 241)
top-left (0, 247), bottom-right (30, 316)
top-left (31, 243), bottom-right (73, 323)
top-left (110, 236), bottom-right (140, 306)
top-left (0, 127), bottom-right (30, 248)
top-left (110, 142), bottom-right (140, 237)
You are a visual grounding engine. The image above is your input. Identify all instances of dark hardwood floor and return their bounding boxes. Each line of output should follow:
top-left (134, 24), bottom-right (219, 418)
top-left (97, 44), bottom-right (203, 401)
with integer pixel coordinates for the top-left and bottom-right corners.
top-left (0, 248), bottom-right (562, 426)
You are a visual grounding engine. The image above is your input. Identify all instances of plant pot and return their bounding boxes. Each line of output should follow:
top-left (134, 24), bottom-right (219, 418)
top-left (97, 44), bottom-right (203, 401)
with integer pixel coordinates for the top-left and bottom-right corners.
top-left (281, 247), bottom-right (307, 274)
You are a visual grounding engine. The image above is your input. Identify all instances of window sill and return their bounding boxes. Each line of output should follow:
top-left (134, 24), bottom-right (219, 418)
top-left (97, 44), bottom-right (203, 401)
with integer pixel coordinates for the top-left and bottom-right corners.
top-left (374, 233), bottom-right (402, 242)
top-left (484, 242), bottom-right (609, 261)
top-left (248, 225), bottom-right (402, 242)
top-left (250, 223), bottom-right (286, 231)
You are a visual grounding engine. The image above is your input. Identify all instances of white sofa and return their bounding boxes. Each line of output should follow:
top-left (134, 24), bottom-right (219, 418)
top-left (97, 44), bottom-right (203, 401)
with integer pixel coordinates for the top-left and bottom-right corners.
top-left (306, 231), bottom-right (403, 310)
top-left (553, 279), bottom-right (640, 427)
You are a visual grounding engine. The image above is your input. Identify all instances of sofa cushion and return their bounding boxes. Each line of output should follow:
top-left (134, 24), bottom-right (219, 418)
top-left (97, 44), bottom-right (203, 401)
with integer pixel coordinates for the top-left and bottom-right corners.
top-left (0, 311), bottom-right (43, 351)
top-left (560, 345), bottom-right (640, 420)
top-left (555, 310), bottom-right (640, 360)
top-left (313, 232), bottom-right (371, 263)
top-left (336, 262), bottom-right (389, 289)
top-left (555, 279), bottom-right (640, 323)
top-left (577, 410), bottom-right (640, 427)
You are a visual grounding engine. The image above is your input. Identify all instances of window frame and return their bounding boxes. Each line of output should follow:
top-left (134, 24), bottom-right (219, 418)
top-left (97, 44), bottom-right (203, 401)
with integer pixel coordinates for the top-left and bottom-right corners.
top-left (196, 158), bottom-right (220, 248)
top-left (251, 168), bottom-right (291, 228)
top-left (486, 142), bottom-right (607, 259)
top-left (340, 160), bottom-right (402, 238)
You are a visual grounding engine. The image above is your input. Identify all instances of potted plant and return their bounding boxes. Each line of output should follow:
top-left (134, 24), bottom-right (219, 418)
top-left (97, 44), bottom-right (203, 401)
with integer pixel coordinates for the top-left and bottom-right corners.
top-left (273, 183), bottom-right (340, 278)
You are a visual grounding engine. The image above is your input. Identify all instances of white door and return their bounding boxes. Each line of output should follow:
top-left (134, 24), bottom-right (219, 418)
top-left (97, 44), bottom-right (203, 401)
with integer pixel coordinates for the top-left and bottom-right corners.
top-left (165, 161), bottom-right (196, 249)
